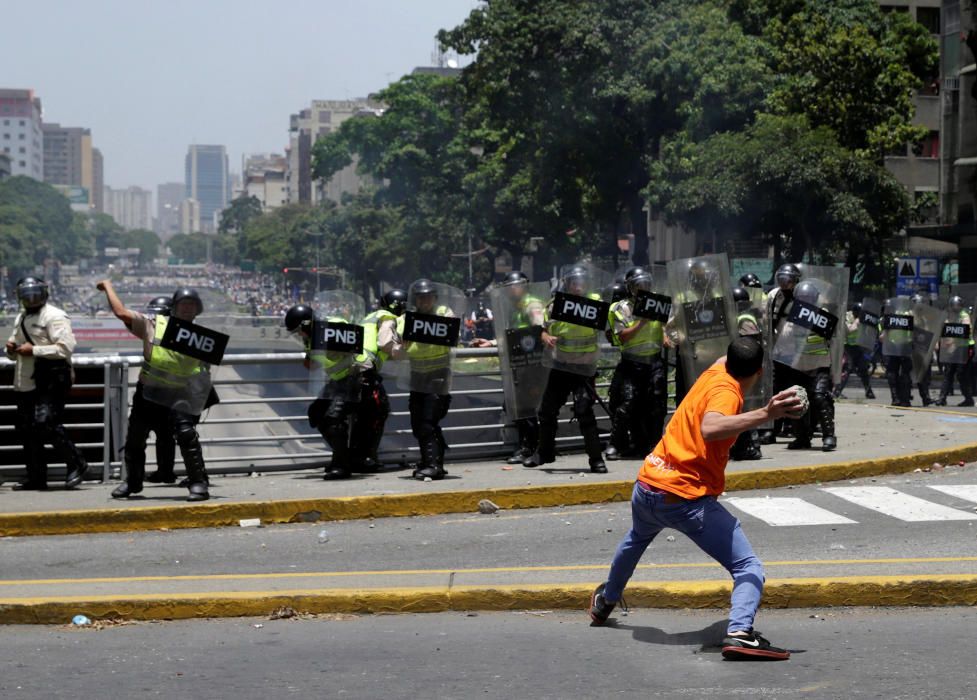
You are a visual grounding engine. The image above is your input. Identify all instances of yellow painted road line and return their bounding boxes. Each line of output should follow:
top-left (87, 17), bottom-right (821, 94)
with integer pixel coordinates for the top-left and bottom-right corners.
top-left (2, 556), bottom-right (976, 588)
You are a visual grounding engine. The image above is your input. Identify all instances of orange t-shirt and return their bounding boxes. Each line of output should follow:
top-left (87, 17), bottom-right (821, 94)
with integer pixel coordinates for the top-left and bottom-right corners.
top-left (638, 360), bottom-right (744, 499)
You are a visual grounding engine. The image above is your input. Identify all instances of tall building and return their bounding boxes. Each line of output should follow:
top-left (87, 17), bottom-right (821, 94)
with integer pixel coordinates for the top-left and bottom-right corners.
top-left (103, 185), bottom-right (153, 231)
top-left (185, 144), bottom-right (230, 233)
top-left (243, 153), bottom-right (287, 210)
top-left (0, 153), bottom-right (11, 180)
top-left (92, 148), bottom-right (104, 213)
top-left (42, 123), bottom-right (95, 208)
top-left (285, 99), bottom-right (383, 205)
top-left (156, 182), bottom-right (184, 239)
top-left (179, 198), bottom-right (200, 234)
top-left (0, 88), bottom-right (44, 180)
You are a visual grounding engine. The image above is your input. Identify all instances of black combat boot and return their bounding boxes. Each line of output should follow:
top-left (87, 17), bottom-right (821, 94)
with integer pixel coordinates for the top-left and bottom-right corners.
top-left (523, 419), bottom-right (557, 468)
top-left (321, 421), bottom-right (352, 480)
top-left (413, 439), bottom-right (446, 481)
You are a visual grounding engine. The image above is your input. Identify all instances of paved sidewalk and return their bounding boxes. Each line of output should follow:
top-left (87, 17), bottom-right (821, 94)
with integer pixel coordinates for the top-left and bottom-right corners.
top-left (1, 400), bottom-right (976, 536)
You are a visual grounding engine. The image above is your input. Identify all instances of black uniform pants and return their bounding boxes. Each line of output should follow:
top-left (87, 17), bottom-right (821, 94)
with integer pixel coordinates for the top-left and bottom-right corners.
top-left (15, 383), bottom-right (87, 486)
top-left (941, 359), bottom-right (973, 401)
top-left (349, 372), bottom-right (390, 464)
top-left (125, 383), bottom-right (206, 488)
top-left (838, 344), bottom-right (871, 393)
top-left (309, 376), bottom-right (361, 471)
top-left (409, 391), bottom-right (452, 467)
top-left (608, 356), bottom-right (667, 455)
top-left (536, 368), bottom-right (602, 463)
top-left (884, 355), bottom-right (913, 405)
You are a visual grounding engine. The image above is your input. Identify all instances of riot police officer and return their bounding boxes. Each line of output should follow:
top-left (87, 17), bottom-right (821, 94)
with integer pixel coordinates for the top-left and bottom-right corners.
top-left (141, 296), bottom-right (179, 484)
top-left (605, 267), bottom-right (667, 460)
top-left (524, 265), bottom-right (607, 473)
top-left (764, 263), bottom-right (801, 442)
top-left (880, 297), bottom-right (914, 407)
top-left (404, 279), bottom-right (459, 481)
top-left (474, 272), bottom-right (546, 464)
top-left (835, 302), bottom-right (876, 400)
top-left (729, 286), bottom-right (763, 460)
top-left (99, 282), bottom-right (213, 501)
top-left (5, 277), bottom-right (89, 490)
top-left (909, 293), bottom-right (935, 406)
top-left (937, 295), bottom-right (974, 406)
top-left (350, 289), bottom-right (407, 472)
top-left (287, 303), bottom-right (361, 480)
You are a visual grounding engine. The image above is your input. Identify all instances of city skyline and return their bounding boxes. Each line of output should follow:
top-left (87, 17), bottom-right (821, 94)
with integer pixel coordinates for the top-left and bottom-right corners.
top-left (0, 0), bottom-right (477, 193)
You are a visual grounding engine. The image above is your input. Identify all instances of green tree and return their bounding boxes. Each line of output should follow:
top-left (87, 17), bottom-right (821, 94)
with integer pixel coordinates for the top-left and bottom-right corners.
top-left (219, 195), bottom-right (264, 234)
top-left (121, 229), bottom-right (162, 266)
top-left (166, 233), bottom-right (208, 264)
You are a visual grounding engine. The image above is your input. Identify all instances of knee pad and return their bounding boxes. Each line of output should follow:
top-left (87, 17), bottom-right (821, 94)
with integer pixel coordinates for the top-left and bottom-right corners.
top-left (572, 388), bottom-right (595, 420)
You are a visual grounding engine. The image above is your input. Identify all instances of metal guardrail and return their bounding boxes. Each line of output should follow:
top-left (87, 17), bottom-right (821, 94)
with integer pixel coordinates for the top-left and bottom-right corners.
top-left (0, 348), bottom-right (625, 482)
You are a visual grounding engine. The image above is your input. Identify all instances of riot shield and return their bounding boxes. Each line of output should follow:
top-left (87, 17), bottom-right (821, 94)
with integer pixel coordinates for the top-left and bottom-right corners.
top-left (401, 282), bottom-right (468, 395)
top-left (542, 262), bottom-right (612, 376)
top-left (855, 298), bottom-right (882, 350)
top-left (939, 309), bottom-right (972, 365)
top-left (665, 253), bottom-right (736, 383)
top-left (740, 286), bottom-right (771, 412)
top-left (912, 303), bottom-right (945, 385)
top-left (611, 264), bottom-right (671, 365)
top-left (881, 297), bottom-right (913, 359)
top-left (142, 316), bottom-right (226, 416)
top-left (306, 291), bottom-right (366, 397)
top-left (798, 264), bottom-right (848, 384)
top-left (490, 281), bottom-right (550, 420)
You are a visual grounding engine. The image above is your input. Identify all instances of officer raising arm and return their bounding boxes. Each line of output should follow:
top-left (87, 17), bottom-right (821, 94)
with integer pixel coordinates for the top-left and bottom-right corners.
top-left (98, 280), bottom-right (213, 501)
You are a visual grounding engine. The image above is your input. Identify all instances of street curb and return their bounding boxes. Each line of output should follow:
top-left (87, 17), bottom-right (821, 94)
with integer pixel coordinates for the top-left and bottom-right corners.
top-left (3, 574), bottom-right (977, 625)
top-left (2, 440), bottom-right (976, 537)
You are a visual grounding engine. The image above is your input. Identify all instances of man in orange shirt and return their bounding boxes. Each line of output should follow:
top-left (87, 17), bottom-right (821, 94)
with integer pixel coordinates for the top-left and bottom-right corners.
top-left (590, 337), bottom-right (803, 660)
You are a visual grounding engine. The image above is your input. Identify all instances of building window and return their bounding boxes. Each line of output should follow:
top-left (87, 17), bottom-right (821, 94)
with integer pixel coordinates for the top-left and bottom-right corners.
top-left (916, 7), bottom-right (940, 34)
top-left (19, 120), bottom-right (25, 126)
top-left (19, 160), bottom-right (25, 167)
top-left (2, 134), bottom-right (8, 139)
top-left (18, 133), bottom-right (24, 139)
top-left (18, 147), bottom-right (25, 154)
top-left (318, 111), bottom-right (332, 123)
top-left (913, 131), bottom-right (940, 158)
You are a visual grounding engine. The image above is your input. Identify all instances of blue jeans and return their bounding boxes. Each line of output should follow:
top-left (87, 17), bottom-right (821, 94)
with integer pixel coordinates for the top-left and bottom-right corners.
top-left (604, 482), bottom-right (765, 634)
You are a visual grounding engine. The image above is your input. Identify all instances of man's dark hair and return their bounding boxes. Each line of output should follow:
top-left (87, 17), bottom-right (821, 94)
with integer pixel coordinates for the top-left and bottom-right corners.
top-left (726, 337), bottom-right (764, 379)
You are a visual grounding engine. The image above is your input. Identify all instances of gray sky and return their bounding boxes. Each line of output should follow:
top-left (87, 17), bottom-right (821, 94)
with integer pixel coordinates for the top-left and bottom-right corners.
top-left (1, 0), bottom-right (478, 194)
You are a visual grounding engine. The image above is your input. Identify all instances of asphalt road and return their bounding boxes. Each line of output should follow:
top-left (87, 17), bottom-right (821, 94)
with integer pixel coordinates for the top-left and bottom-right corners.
top-left (3, 465), bottom-right (977, 597)
top-left (1, 606), bottom-right (973, 699)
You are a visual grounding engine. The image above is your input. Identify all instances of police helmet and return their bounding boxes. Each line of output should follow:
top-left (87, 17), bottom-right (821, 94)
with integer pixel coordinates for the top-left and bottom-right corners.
top-left (949, 295), bottom-right (965, 312)
top-left (775, 264), bottom-right (801, 290)
top-left (793, 280), bottom-right (820, 305)
top-left (410, 278), bottom-right (437, 297)
top-left (688, 260), bottom-right (715, 291)
top-left (171, 287), bottom-right (204, 317)
top-left (909, 293), bottom-right (926, 306)
top-left (16, 277), bottom-right (49, 310)
top-left (732, 287), bottom-right (750, 304)
top-left (146, 296), bottom-right (172, 316)
top-left (501, 271), bottom-right (529, 287)
top-left (624, 266), bottom-right (653, 296)
top-left (380, 289), bottom-right (408, 316)
top-left (739, 273), bottom-right (763, 289)
top-left (850, 301), bottom-right (863, 314)
top-left (284, 304), bottom-right (315, 333)
top-left (561, 265), bottom-right (590, 291)
top-left (607, 281), bottom-right (628, 304)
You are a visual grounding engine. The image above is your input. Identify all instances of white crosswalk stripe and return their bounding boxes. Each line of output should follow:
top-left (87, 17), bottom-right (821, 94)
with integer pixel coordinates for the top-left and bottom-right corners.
top-left (927, 485), bottom-right (977, 505)
top-left (822, 486), bottom-right (977, 522)
top-left (724, 497), bottom-right (857, 527)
